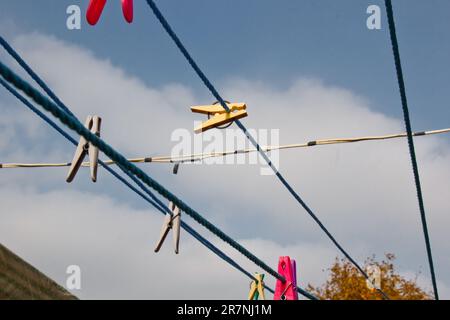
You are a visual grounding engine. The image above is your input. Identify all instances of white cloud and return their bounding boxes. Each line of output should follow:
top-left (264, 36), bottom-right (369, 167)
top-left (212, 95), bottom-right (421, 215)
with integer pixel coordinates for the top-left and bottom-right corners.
top-left (1, 32), bottom-right (449, 299)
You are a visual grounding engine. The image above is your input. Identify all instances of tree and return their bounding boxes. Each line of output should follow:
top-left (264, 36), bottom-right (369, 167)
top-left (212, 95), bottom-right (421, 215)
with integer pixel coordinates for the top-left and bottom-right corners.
top-left (307, 254), bottom-right (431, 300)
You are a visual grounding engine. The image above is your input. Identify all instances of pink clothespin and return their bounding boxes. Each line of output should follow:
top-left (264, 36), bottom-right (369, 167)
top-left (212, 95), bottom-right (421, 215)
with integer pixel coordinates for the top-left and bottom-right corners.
top-left (274, 256), bottom-right (299, 300)
top-left (87, 0), bottom-right (134, 26)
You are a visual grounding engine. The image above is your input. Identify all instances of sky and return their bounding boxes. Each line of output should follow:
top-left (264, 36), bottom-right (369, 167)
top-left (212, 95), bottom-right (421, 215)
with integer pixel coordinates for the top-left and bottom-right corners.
top-left (0, 0), bottom-right (449, 299)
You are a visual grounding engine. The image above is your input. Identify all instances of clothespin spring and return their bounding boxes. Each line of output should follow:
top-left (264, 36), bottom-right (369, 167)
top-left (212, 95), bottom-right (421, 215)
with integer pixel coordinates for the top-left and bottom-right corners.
top-left (207, 101), bottom-right (233, 130)
top-left (280, 282), bottom-right (293, 300)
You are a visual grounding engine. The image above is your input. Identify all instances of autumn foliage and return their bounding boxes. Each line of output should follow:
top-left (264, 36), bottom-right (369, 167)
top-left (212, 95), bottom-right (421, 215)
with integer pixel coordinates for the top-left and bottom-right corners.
top-left (307, 254), bottom-right (431, 300)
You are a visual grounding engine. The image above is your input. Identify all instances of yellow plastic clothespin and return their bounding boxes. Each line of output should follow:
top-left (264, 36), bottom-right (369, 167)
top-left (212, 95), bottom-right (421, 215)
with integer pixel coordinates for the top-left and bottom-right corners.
top-left (191, 101), bottom-right (247, 134)
top-left (248, 273), bottom-right (265, 300)
top-left (66, 115), bottom-right (101, 183)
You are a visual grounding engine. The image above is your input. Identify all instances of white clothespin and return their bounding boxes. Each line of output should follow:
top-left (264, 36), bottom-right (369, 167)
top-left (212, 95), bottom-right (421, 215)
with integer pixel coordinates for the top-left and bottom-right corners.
top-left (154, 202), bottom-right (181, 254)
top-left (66, 115), bottom-right (102, 183)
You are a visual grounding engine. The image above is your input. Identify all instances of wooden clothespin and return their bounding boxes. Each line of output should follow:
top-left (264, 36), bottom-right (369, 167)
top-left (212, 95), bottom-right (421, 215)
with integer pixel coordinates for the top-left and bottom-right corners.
top-left (191, 101), bottom-right (247, 134)
top-left (66, 115), bottom-right (102, 183)
top-left (87, 0), bottom-right (133, 26)
top-left (154, 202), bottom-right (181, 254)
top-left (274, 256), bottom-right (299, 300)
top-left (248, 273), bottom-right (266, 300)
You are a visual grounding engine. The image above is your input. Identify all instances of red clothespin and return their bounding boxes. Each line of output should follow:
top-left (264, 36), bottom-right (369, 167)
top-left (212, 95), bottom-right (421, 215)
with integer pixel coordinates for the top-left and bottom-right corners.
top-left (87, 0), bottom-right (134, 26)
top-left (274, 256), bottom-right (299, 300)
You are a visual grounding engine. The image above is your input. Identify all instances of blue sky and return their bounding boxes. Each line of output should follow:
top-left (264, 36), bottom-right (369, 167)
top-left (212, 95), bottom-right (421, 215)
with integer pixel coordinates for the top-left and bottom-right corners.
top-left (1, 1), bottom-right (450, 299)
top-left (2, 0), bottom-right (450, 128)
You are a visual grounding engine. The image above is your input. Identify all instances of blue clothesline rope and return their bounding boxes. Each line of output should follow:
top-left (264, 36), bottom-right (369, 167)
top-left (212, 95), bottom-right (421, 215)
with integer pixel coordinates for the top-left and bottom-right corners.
top-left (0, 59), bottom-right (317, 299)
top-left (384, 0), bottom-right (438, 300)
top-left (0, 76), bottom-right (275, 296)
top-left (144, 0), bottom-right (389, 300)
top-left (0, 33), bottom-right (286, 297)
top-left (0, 34), bottom-right (281, 295)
